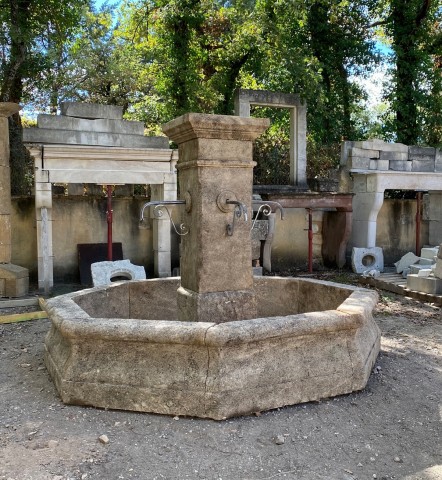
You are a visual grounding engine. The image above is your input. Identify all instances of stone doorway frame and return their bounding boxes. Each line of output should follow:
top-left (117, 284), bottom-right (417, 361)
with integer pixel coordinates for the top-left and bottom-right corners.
top-left (234, 89), bottom-right (307, 189)
top-left (26, 143), bottom-right (177, 291)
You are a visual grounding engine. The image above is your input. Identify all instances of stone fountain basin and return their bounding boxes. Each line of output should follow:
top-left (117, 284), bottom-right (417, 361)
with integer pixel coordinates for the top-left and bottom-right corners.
top-left (44, 277), bottom-right (380, 420)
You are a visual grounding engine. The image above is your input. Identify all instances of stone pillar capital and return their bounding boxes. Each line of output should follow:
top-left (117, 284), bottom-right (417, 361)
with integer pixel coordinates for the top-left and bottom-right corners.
top-left (0, 102), bottom-right (22, 118)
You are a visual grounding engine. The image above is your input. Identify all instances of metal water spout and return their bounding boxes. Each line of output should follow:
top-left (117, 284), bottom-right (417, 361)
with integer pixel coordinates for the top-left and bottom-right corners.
top-left (140, 199), bottom-right (190, 236)
top-left (252, 200), bottom-right (284, 220)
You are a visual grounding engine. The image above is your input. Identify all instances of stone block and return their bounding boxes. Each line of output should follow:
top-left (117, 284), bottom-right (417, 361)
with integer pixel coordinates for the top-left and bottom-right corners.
top-left (376, 160), bottom-right (389, 171)
top-left (352, 175), bottom-right (367, 193)
top-left (350, 147), bottom-right (379, 159)
top-left (417, 268), bottom-right (432, 277)
top-left (369, 159), bottom-right (378, 170)
top-left (409, 146), bottom-right (436, 156)
top-left (23, 127), bottom-right (169, 149)
top-left (91, 260), bottom-right (146, 287)
top-left (433, 259), bottom-right (442, 278)
top-left (421, 246), bottom-right (439, 259)
top-left (340, 141), bottom-right (354, 166)
top-left (379, 151), bottom-right (408, 161)
top-left (0, 263), bottom-right (29, 297)
top-left (417, 257), bottom-right (435, 265)
top-left (348, 156), bottom-right (370, 169)
top-left (60, 102), bottom-right (123, 120)
top-left (354, 139), bottom-right (408, 153)
top-left (37, 114), bottom-right (144, 135)
top-left (351, 247), bottom-right (384, 274)
top-left (409, 264), bottom-right (434, 274)
top-left (394, 252), bottom-right (420, 273)
top-left (412, 158), bottom-right (435, 172)
top-left (406, 274), bottom-right (442, 295)
top-left (389, 160), bottom-right (412, 172)
top-left (409, 154), bottom-right (435, 162)
top-left (435, 149), bottom-right (442, 172)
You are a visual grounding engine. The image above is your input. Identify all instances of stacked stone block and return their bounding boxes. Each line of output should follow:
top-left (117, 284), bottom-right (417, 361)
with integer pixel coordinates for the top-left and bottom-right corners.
top-left (341, 139), bottom-right (441, 173)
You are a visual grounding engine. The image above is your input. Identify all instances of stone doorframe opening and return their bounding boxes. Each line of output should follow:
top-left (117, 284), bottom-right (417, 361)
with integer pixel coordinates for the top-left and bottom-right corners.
top-left (234, 89), bottom-right (308, 190)
top-left (26, 143), bottom-right (177, 292)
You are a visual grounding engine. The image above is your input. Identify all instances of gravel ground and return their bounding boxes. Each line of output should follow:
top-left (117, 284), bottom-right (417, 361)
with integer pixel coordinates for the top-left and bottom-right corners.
top-left (0, 286), bottom-right (441, 480)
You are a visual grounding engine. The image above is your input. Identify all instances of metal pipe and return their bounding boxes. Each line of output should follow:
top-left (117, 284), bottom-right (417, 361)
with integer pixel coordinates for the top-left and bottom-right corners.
top-left (139, 200), bottom-right (187, 222)
top-left (307, 208), bottom-right (313, 273)
top-left (106, 185), bottom-right (113, 261)
top-left (416, 191), bottom-right (422, 256)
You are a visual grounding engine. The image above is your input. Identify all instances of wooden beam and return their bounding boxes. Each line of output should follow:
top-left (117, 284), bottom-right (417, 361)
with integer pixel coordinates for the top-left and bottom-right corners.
top-left (0, 297), bottom-right (39, 308)
top-left (0, 310), bottom-right (48, 324)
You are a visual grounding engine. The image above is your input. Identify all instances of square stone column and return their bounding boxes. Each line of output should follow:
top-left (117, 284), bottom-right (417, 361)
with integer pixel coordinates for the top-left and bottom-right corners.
top-left (162, 114), bottom-right (269, 323)
top-left (0, 102), bottom-right (30, 297)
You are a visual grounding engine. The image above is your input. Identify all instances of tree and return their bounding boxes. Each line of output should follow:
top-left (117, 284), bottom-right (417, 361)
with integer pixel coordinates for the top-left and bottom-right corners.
top-left (0, 0), bottom-right (89, 193)
top-left (379, 0), bottom-right (441, 145)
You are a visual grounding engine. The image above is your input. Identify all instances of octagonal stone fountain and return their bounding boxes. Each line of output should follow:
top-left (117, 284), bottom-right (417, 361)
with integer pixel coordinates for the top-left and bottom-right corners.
top-left (44, 114), bottom-right (380, 420)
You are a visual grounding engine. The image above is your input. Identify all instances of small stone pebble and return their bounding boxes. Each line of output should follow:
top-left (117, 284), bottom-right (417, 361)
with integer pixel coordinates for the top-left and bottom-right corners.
top-left (173, 416), bottom-right (179, 420)
top-left (394, 456), bottom-right (402, 463)
top-left (98, 434), bottom-right (109, 444)
top-left (274, 435), bottom-right (285, 445)
top-left (47, 439), bottom-right (59, 448)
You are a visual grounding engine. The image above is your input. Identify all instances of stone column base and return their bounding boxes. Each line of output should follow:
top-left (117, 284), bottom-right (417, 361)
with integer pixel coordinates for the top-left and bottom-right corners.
top-left (177, 286), bottom-right (257, 323)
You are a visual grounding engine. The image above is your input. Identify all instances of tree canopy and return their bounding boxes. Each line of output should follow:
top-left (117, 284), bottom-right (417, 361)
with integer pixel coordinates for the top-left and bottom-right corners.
top-left (1, 0), bottom-right (441, 188)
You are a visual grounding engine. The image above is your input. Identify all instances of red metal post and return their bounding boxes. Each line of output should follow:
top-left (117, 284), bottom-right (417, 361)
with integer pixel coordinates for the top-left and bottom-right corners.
top-left (307, 208), bottom-right (313, 273)
top-left (106, 185), bottom-right (113, 261)
top-left (415, 191), bottom-right (422, 256)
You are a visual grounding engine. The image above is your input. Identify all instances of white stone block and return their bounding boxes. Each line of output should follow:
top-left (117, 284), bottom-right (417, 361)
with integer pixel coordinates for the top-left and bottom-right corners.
top-left (421, 246), bottom-right (439, 259)
top-left (354, 139), bottom-right (408, 153)
top-left (407, 274), bottom-right (442, 294)
top-left (394, 252), bottom-right (420, 274)
top-left (379, 151), bottom-right (408, 161)
top-left (389, 160), bottom-right (412, 172)
top-left (91, 260), bottom-right (146, 287)
top-left (351, 247), bottom-right (384, 274)
top-left (417, 268), bottom-right (432, 277)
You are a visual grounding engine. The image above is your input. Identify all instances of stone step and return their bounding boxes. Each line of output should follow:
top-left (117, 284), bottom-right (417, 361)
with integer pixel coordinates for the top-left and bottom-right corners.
top-left (23, 128), bottom-right (169, 149)
top-left (37, 114), bottom-right (144, 136)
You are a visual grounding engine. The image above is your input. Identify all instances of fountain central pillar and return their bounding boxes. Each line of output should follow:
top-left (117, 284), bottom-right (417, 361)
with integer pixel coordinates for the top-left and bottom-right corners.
top-left (162, 114), bottom-right (269, 323)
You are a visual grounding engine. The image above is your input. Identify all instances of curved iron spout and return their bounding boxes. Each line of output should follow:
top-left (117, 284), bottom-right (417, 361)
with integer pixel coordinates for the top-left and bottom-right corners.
top-left (140, 200), bottom-right (187, 222)
top-left (226, 200), bottom-right (248, 222)
top-left (252, 200), bottom-right (285, 220)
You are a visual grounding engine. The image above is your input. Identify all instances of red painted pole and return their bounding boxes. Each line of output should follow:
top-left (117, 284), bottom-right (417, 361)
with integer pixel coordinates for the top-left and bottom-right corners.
top-left (106, 185), bottom-right (113, 261)
top-left (307, 208), bottom-right (313, 273)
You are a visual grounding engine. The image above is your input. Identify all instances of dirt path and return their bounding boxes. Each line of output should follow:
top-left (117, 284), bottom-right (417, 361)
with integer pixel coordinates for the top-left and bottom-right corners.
top-left (0, 289), bottom-right (441, 480)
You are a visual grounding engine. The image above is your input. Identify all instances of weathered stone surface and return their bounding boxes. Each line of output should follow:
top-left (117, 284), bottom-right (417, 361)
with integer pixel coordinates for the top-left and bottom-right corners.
top-left (353, 139), bottom-right (408, 153)
top-left (394, 252), bottom-right (420, 273)
top-left (409, 146), bottom-right (436, 156)
top-left (412, 159), bottom-right (435, 172)
top-left (350, 147), bottom-right (380, 159)
top-left (351, 247), bottom-right (384, 274)
top-left (389, 160), bottom-right (412, 172)
top-left (37, 114), bottom-right (144, 135)
top-left (23, 127), bottom-right (169, 149)
top-left (379, 151), bottom-right (408, 161)
top-left (60, 102), bottom-right (123, 119)
top-left (435, 149), bottom-right (442, 172)
top-left (421, 246), bottom-right (439, 259)
top-left (433, 259), bottom-right (442, 279)
top-left (347, 156), bottom-right (370, 170)
top-left (0, 102), bottom-right (21, 118)
top-left (407, 274), bottom-right (442, 294)
top-left (91, 259), bottom-right (146, 287)
top-left (0, 263), bottom-right (29, 297)
top-left (43, 277), bottom-right (380, 420)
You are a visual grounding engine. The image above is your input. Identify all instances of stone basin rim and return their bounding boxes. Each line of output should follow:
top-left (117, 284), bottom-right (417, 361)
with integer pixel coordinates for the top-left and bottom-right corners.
top-left (44, 276), bottom-right (378, 346)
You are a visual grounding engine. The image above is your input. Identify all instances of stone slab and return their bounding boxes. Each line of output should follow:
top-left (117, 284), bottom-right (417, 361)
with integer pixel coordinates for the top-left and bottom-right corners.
top-left (379, 151), bottom-right (408, 161)
top-left (37, 114), bottom-right (145, 135)
top-left (389, 160), bottom-right (412, 172)
top-left (433, 260), bottom-right (442, 279)
top-left (407, 274), bottom-right (442, 295)
top-left (23, 128), bottom-right (169, 149)
top-left (60, 102), bottom-right (123, 120)
top-left (353, 139), bottom-right (408, 153)
top-left (91, 260), bottom-right (146, 287)
top-left (394, 252), bottom-right (420, 273)
top-left (436, 150), bottom-right (442, 172)
top-left (412, 159), bottom-right (435, 172)
top-left (348, 156), bottom-right (370, 169)
top-left (350, 147), bottom-right (380, 159)
top-left (409, 146), bottom-right (436, 156)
